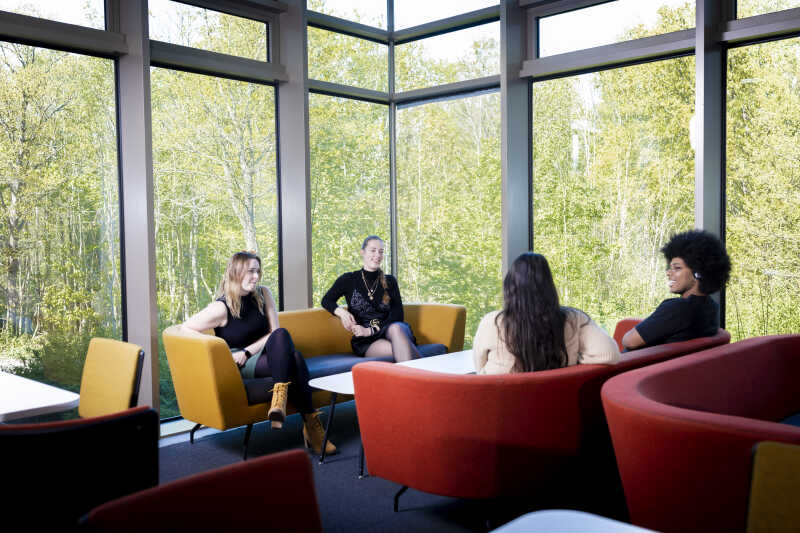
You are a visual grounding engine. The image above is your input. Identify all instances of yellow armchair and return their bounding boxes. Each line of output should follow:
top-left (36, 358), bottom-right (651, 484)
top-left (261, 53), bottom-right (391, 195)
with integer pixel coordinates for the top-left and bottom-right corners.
top-left (162, 325), bottom-right (276, 459)
top-left (79, 337), bottom-right (145, 419)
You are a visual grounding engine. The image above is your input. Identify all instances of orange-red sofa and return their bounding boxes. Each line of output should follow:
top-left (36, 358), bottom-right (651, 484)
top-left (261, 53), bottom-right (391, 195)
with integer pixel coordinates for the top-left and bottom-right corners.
top-left (352, 322), bottom-right (730, 511)
top-left (602, 334), bottom-right (800, 533)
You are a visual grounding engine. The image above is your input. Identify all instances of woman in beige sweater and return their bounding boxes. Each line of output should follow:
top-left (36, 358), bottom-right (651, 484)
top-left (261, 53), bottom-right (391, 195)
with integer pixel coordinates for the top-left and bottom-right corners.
top-left (473, 253), bottom-right (620, 374)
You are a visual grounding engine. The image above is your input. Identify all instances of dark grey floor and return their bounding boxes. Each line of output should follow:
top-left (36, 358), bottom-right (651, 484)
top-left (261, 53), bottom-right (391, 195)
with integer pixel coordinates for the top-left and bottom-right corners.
top-left (159, 401), bottom-right (542, 532)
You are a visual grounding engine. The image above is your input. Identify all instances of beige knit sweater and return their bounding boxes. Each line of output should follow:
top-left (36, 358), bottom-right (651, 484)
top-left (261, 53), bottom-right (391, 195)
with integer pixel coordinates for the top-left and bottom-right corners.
top-left (472, 308), bottom-right (620, 374)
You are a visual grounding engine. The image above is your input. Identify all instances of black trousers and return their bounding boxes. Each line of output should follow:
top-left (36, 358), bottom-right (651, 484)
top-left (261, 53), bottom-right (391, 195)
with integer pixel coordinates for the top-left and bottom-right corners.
top-left (252, 328), bottom-right (313, 414)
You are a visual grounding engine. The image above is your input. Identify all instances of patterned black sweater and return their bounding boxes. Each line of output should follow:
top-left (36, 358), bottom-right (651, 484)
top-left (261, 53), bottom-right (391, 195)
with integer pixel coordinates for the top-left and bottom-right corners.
top-left (321, 269), bottom-right (404, 329)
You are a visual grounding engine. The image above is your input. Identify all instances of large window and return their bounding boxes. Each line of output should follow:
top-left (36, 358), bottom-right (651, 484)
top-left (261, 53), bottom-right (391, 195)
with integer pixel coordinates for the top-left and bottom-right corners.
top-left (149, 0), bottom-right (270, 61)
top-left (397, 92), bottom-right (502, 346)
top-left (309, 0), bottom-right (385, 27)
top-left (395, 23), bottom-right (499, 91)
top-left (0, 43), bottom-right (120, 395)
top-left (394, 0), bottom-right (497, 29)
top-left (151, 68), bottom-right (277, 417)
top-left (726, 39), bottom-right (800, 340)
top-left (539, 0), bottom-right (694, 57)
top-left (738, 0), bottom-right (800, 18)
top-left (0, 0), bottom-right (105, 29)
top-left (533, 56), bottom-right (695, 333)
top-left (308, 27), bottom-right (388, 91)
top-left (310, 94), bottom-right (390, 305)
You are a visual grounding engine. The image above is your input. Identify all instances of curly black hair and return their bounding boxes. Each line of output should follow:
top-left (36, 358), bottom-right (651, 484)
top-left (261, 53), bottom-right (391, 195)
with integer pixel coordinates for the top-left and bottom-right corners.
top-left (661, 230), bottom-right (732, 294)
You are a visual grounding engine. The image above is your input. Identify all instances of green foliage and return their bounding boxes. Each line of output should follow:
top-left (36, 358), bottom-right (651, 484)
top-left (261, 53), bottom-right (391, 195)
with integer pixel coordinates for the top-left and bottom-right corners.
top-left (534, 53), bottom-right (696, 333)
top-left (310, 95), bottom-right (390, 304)
top-left (150, 13), bottom-right (278, 417)
top-left (0, 24), bottom-right (120, 394)
top-left (396, 93), bottom-right (503, 346)
top-left (726, 33), bottom-right (800, 340)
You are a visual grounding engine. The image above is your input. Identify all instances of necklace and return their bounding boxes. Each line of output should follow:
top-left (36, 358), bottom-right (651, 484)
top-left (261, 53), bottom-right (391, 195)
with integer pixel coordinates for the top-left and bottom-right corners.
top-left (361, 270), bottom-right (380, 300)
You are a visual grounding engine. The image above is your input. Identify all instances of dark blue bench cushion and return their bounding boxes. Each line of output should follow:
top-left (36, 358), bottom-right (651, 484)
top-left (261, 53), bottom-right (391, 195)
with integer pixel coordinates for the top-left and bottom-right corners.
top-left (306, 343), bottom-right (447, 380)
top-left (243, 343), bottom-right (446, 404)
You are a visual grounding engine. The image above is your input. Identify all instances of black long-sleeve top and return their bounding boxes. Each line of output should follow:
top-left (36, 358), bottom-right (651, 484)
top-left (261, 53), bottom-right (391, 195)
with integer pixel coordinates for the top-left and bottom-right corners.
top-left (321, 269), bottom-right (404, 329)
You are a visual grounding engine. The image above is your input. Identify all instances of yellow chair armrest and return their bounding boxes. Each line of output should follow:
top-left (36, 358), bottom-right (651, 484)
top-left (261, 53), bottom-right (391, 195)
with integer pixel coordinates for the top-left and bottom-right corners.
top-left (404, 303), bottom-right (466, 352)
top-left (162, 326), bottom-right (258, 430)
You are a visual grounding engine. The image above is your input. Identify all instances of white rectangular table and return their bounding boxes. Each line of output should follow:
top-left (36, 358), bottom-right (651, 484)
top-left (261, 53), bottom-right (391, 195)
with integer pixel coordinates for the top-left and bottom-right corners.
top-left (308, 349), bottom-right (475, 465)
top-left (0, 371), bottom-right (80, 422)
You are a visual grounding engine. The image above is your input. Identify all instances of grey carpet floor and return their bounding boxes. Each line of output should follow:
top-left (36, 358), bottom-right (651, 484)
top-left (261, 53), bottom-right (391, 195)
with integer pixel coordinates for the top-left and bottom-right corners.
top-left (158, 401), bottom-right (525, 532)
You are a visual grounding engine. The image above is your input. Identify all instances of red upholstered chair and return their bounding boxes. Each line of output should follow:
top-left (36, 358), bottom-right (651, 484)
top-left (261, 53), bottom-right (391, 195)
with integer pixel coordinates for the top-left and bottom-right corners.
top-left (1, 406), bottom-right (159, 529)
top-left (85, 449), bottom-right (322, 532)
top-left (352, 327), bottom-right (730, 511)
top-left (612, 318), bottom-right (642, 351)
top-left (601, 335), bottom-right (800, 533)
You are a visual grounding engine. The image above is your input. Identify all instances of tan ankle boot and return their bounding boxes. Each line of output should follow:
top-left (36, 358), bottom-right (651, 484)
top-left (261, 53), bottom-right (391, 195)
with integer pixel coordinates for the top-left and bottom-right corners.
top-left (303, 411), bottom-right (337, 455)
top-left (268, 382), bottom-right (290, 429)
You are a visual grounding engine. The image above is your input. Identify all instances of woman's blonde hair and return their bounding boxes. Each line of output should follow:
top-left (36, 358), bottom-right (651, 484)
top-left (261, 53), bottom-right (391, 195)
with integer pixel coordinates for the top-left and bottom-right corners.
top-left (216, 251), bottom-right (265, 319)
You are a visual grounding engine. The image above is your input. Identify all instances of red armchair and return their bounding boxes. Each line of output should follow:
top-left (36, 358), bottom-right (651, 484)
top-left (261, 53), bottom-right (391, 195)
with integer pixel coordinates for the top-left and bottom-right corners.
top-left (602, 335), bottom-right (800, 533)
top-left (612, 318), bottom-right (643, 351)
top-left (1, 406), bottom-right (158, 528)
top-left (352, 326), bottom-right (729, 511)
top-left (85, 449), bottom-right (322, 532)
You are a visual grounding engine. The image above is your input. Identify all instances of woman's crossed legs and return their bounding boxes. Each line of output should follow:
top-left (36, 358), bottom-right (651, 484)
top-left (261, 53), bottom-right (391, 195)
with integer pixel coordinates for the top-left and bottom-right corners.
top-left (364, 322), bottom-right (420, 362)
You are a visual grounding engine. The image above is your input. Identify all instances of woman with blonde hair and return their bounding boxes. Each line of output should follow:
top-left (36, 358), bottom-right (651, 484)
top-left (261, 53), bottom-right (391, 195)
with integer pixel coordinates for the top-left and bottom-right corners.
top-left (183, 251), bottom-right (335, 455)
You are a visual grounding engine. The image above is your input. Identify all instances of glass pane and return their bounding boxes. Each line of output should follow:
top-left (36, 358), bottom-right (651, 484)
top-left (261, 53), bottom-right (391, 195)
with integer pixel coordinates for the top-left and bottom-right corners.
top-left (738, 0), bottom-right (800, 18)
top-left (397, 92), bottom-right (502, 347)
top-left (395, 22), bottom-right (499, 92)
top-left (0, 0), bottom-right (104, 29)
top-left (539, 0), bottom-right (694, 57)
top-left (308, 26), bottom-right (388, 91)
top-left (310, 95), bottom-right (390, 305)
top-left (394, 0), bottom-right (497, 29)
top-left (532, 57), bottom-right (695, 333)
top-left (726, 39), bottom-right (800, 340)
top-left (0, 43), bottom-right (119, 402)
top-left (309, 0), bottom-right (386, 28)
top-left (149, 0), bottom-right (268, 61)
top-left (151, 68), bottom-right (278, 418)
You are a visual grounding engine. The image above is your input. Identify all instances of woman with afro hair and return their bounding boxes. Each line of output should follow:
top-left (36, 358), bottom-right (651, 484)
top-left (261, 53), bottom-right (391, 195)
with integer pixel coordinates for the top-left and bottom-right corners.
top-left (622, 229), bottom-right (731, 350)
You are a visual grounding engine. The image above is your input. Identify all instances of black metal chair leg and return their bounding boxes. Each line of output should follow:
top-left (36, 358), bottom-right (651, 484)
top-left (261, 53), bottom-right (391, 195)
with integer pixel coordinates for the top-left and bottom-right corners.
top-left (319, 393), bottom-right (337, 464)
top-left (358, 443), bottom-right (365, 478)
top-left (394, 485), bottom-right (408, 512)
top-left (242, 423), bottom-right (253, 460)
top-left (189, 423), bottom-right (202, 444)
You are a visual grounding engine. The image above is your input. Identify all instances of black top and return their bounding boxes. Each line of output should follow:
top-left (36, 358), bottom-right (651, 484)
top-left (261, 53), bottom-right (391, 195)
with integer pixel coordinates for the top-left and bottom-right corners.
top-left (213, 292), bottom-right (270, 349)
top-left (321, 269), bottom-right (404, 329)
top-left (636, 295), bottom-right (719, 347)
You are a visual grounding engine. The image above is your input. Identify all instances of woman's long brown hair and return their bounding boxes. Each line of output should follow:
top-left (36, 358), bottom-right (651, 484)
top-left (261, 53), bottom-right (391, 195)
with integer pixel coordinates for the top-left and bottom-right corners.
top-left (216, 251), bottom-right (266, 319)
top-left (496, 253), bottom-right (567, 371)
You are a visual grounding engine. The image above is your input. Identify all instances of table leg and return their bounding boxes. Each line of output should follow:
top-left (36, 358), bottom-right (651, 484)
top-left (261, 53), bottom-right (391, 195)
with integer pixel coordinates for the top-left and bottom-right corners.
top-left (320, 392), bottom-right (337, 464)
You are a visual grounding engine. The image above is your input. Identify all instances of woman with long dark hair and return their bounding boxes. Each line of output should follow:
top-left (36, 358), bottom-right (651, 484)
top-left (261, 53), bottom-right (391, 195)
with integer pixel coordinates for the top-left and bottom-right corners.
top-left (183, 251), bottom-right (336, 455)
top-left (473, 253), bottom-right (619, 374)
top-left (322, 235), bottom-right (420, 361)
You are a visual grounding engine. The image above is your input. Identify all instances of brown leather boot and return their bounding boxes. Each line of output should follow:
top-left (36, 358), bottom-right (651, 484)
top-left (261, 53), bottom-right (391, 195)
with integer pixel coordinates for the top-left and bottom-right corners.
top-left (268, 382), bottom-right (290, 429)
top-left (303, 411), bottom-right (337, 455)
